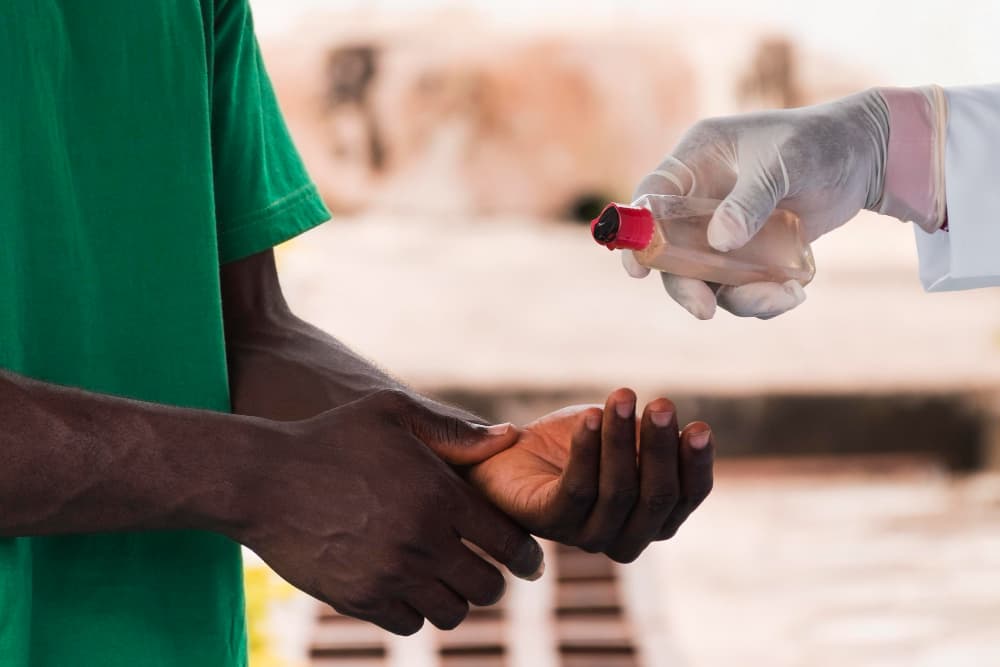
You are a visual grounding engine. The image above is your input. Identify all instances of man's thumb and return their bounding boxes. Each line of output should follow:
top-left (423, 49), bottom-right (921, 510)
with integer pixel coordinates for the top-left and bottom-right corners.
top-left (410, 412), bottom-right (519, 465)
top-left (707, 173), bottom-right (781, 252)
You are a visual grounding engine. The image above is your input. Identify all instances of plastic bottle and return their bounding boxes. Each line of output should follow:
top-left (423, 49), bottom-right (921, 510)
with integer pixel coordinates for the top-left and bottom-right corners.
top-left (591, 195), bottom-right (815, 286)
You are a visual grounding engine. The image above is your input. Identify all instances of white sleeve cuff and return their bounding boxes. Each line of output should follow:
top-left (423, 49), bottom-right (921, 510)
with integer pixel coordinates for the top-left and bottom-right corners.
top-left (915, 84), bottom-right (1000, 292)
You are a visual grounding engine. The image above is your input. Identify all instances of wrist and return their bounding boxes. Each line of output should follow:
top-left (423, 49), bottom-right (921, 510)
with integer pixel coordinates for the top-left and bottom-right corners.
top-left (171, 414), bottom-right (293, 540)
top-left (873, 85), bottom-right (948, 231)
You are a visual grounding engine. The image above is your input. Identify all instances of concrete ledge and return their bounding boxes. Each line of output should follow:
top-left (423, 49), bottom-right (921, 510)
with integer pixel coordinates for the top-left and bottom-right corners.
top-left (433, 388), bottom-right (987, 471)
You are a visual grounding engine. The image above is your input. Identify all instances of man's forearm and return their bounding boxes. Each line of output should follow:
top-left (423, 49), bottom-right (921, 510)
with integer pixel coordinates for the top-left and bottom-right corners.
top-left (225, 312), bottom-right (484, 421)
top-left (0, 368), bottom-right (265, 537)
top-left (222, 250), bottom-right (484, 424)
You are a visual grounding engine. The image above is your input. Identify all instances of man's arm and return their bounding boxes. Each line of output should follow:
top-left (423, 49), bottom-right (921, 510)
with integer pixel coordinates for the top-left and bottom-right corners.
top-left (0, 368), bottom-right (262, 537)
top-left (223, 250), bottom-right (716, 563)
top-left (221, 249), bottom-right (483, 423)
top-left (0, 345), bottom-right (541, 634)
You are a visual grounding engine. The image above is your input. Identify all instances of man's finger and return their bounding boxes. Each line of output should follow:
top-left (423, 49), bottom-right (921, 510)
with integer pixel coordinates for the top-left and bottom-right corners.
top-left (606, 399), bottom-right (680, 563)
top-left (379, 390), bottom-right (518, 465)
top-left (418, 420), bottom-right (518, 466)
top-left (437, 544), bottom-right (507, 608)
top-left (658, 423), bottom-right (714, 540)
top-left (576, 389), bottom-right (640, 553)
top-left (455, 492), bottom-right (545, 581)
top-left (365, 601), bottom-right (425, 636)
top-left (546, 408), bottom-right (603, 534)
top-left (408, 584), bottom-right (470, 631)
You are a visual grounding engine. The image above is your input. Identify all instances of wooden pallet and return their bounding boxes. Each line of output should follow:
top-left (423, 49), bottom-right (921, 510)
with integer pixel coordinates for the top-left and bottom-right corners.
top-left (309, 542), bottom-right (641, 667)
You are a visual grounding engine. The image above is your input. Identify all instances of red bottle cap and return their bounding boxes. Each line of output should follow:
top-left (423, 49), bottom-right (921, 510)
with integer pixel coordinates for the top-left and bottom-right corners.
top-left (590, 203), bottom-right (654, 251)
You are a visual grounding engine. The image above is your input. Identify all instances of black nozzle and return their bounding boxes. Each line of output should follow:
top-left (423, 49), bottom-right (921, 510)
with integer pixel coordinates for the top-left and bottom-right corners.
top-left (592, 206), bottom-right (620, 244)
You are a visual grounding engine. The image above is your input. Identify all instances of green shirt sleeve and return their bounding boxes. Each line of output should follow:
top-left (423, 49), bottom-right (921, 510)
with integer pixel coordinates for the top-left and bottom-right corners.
top-left (211, 0), bottom-right (330, 264)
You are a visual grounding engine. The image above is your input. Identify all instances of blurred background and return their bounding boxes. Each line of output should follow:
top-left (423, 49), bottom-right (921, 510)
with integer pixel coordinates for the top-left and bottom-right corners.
top-left (243, 1), bottom-right (1000, 665)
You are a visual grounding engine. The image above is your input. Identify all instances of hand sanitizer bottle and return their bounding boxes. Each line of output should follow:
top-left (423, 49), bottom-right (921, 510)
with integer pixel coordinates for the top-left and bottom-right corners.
top-left (591, 195), bottom-right (815, 286)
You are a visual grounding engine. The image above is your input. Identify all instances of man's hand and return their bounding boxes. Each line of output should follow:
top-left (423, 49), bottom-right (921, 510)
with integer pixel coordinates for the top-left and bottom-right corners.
top-left (0, 348), bottom-right (540, 636)
top-left (234, 389), bottom-right (543, 635)
top-left (468, 388), bottom-right (714, 563)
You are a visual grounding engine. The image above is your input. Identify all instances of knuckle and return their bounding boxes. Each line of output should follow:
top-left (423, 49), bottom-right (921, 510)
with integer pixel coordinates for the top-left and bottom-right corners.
top-left (342, 583), bottom-right (384, 615)
top-left (395, 533), bottom-right (431, 560)
top-left (689, 478), bottom-right (714, 502)
top-left (575, 538), bottom-right (610, 554)
top-left (341, 590), bottom-right (371, 614)
top-left (723, 196), bottom-right (755, 219)
top-left (433, 480), bottom-right (474, 517)
top-left (605, 486), bottom-right (639, 510)
top-left (339, 597), bottom-right (367, 617)
top-left (643, 492), bottom-right (678, 514)
top-left (658, 522), bottom-right (681, 541)
top-left (440, 415), bottom-right (465, 444)
top-left (575, 528), bottom-right (615, 553)
top-left (498, 531), bottom-right (520, 562)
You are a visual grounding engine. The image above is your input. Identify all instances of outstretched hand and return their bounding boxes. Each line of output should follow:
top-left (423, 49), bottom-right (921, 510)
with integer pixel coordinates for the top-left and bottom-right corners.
top-left (468, 388), bottom-right (714, 563)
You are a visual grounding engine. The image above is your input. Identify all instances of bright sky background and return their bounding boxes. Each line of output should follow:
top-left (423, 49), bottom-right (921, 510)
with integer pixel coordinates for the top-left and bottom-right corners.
top-left (251, 0), bottom-right (999, 87)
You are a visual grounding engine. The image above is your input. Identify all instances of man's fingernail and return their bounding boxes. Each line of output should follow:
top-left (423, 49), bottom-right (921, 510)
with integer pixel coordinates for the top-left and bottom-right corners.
top-left (651, 410), bottom-right (674, 428)
top-left (689, 429), bottom-right (712, 450)
top-left (615, 400), bottom-right (635, 420)
top-left (484, 423), bottom-right (511, 436)
top-left (585, 413), bottom-right (601, 431)
top-left (525, 558), bottom-right (545, 582)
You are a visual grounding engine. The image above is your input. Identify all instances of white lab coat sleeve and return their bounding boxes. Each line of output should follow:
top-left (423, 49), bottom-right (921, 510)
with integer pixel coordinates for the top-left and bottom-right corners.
top-left (915, 84), bottom-right (1000, 291)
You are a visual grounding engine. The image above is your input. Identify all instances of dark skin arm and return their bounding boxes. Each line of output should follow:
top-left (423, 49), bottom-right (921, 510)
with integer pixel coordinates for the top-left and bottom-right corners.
top-left (222, 250), bottom-right (716, 566)
top-left (0, 297), bottom-right (544, 635)
top-left (0, 369), bottom-right (259, 538)
top-left (221, 250), bottom-right (482, 423)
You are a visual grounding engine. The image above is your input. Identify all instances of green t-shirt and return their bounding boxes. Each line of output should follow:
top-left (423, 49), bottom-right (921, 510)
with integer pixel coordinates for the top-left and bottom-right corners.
top-left (0, 2), bottom-right (330, 665)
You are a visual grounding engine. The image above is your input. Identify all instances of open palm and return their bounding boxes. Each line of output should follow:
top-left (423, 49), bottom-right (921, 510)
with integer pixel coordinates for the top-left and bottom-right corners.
top-left (468, 389), bottom-right (714, 563)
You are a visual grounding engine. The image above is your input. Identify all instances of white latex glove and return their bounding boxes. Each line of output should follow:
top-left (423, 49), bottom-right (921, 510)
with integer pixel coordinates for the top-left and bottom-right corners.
top-left (625, 88), bottom-right (946, 319)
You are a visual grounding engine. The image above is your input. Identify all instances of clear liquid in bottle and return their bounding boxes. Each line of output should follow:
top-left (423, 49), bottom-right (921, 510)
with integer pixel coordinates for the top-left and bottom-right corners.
top-left (591, 195), bottom-right (815, 286)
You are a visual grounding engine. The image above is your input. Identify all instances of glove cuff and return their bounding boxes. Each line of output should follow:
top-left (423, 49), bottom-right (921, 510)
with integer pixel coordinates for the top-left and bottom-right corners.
top-left (875, 86), bottom-right (948, 232)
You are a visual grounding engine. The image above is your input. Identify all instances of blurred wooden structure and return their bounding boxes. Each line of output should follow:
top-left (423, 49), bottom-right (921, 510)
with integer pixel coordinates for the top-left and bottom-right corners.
top-left (262, 12), bottom-right (867, 220)
top-left (309, 544), bottom-right (640, 667)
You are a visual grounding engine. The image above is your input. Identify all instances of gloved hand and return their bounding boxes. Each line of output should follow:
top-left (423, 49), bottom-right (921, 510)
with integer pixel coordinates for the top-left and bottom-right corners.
top-left (625, 87), bottom-right (947, 319)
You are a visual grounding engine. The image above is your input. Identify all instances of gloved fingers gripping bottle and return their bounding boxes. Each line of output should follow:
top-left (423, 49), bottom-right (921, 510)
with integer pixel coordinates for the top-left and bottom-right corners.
top-left (591, 194), bottom-right (815, 287)
top-left (604, 87), bottom-right (947, 320)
